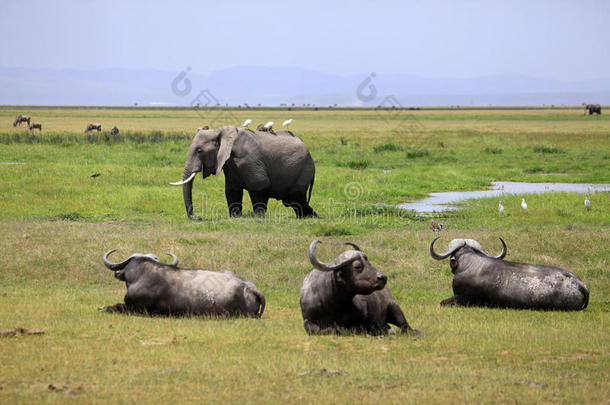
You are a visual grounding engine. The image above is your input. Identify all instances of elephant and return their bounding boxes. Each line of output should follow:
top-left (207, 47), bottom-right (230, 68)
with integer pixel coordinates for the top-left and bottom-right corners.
top-left (171, 126), bottom-right (317, 219)
top-left (584, 104), bottom-right (601, 115)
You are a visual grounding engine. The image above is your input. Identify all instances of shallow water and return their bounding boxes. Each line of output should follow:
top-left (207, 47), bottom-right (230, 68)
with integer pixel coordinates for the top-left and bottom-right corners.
top-left (397, 181), bottom-right (610, 213)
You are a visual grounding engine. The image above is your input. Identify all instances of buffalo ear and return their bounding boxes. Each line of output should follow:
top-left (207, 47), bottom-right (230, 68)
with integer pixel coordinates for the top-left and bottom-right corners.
top-left (215, 126), bottom-right (239, 175)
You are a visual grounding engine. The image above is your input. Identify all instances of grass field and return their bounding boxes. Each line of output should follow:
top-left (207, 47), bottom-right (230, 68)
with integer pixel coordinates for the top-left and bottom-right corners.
top-left (0, 106), bottom-right (608, 404)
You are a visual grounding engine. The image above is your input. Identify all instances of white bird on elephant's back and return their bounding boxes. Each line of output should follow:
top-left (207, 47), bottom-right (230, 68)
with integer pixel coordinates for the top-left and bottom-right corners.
top-left (264, 121), bottom-right (274, 130)
top-left (243, 119), bottom-right (252, 128)
top-left (282, 119), bottom-right (293, 129)
top-left (521, 198), bottom-right (528, 211)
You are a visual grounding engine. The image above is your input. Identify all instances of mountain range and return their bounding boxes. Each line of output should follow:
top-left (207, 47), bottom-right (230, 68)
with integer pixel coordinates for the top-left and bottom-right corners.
top-left (1, 66), bottom-right (608, 106)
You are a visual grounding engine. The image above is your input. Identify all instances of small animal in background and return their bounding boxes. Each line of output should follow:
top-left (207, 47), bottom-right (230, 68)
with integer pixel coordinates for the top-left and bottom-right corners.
top-left (430, 220), bottom-right (444, 232)
top-left (584, 195), bottom-right (590, 211)
top-left (521, 198), bottom-right (528, 211)
top-left (85, 123), bottom-right (102, 132)
top-left (197, 126), bottom-right (209, 131)
top-left (28, 122), bottom-right (42, 131)
top-left (256, 122), bottom-right (275, 133)
top-left (110, 126), bottom-right (119, 135)
top-left (13, 114), bottom-right (31, 127)
top-left (498, 201), bottom-right (505, 215)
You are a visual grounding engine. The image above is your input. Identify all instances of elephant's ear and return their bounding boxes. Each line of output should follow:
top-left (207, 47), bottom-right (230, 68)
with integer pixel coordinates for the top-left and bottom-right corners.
top-left (215, 126), bottom-right (239, 175)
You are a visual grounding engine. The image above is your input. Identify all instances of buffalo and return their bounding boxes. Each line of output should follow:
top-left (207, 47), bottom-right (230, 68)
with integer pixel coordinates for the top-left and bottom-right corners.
top-left (430, 237), bottom-right (589, 310)
top-left (100, 250), bottom-right (265, 317)
top-left (299, 240), bottom-right (420, 335)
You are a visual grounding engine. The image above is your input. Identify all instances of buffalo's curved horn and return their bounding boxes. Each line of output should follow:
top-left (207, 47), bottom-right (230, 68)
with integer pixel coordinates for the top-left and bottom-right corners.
top-left (463, 238), bottom-right (506, 259)
top-left (429, 237), bottom-right (464, 260)
top-left (170, 172), bottom-right (197, 186)
top-left (491, 238), bottom-right (507, 259)
top-left (103, 249), bottom-right (132, 271)
top-left (165, 252), bottom-right (179, 267)
top-left (344, 242), bottom-right (362, 251)
top-left (309, 240), bottom-right (334, 272)
top-left (309, 240), bottom-right (362, 272)
top-left (494, 238), bottom-right (506, 259)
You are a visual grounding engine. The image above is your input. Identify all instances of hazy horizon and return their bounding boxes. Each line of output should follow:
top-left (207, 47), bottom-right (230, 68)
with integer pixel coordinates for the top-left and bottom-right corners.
top-left (1, 0), bottom-right (608, 105)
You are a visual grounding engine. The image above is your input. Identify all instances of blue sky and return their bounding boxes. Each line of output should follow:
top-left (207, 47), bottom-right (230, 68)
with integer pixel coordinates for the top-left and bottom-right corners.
top-left (1, 0), bottom-right (608, 81)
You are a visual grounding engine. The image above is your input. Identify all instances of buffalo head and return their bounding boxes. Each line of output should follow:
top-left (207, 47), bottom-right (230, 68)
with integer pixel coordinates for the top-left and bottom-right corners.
top-left (308, 240), bottom-right (387, 294)
top-left (430, 237), bottom-right (506, 272)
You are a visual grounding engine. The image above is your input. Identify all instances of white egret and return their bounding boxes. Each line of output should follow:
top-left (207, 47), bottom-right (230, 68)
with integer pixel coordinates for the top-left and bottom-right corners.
top-left (264, 121), bottom-right (274, 130)
top-left (499, 201), bottom-right (505, 215)
top-left (585, 195), bottom-right (590, 210)
top-left (243, 119), bottom-right (252, 128)
top-left (521, 198), bottom-right (528, 211)
top-left (282, 118), bottom-right (293, 128)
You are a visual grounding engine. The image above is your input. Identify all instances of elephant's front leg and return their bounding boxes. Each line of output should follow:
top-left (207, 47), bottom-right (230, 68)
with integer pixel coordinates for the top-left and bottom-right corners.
top-left (226, 187), bottom-right (243, 217)
top-left (248, 190), bottom-right (269, 215)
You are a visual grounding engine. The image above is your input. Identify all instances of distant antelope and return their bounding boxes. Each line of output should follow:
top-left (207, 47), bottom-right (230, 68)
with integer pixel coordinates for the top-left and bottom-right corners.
top-left (13, 114), bottom-right (31, 127)
top-left (85, 123), bottom-right (102, 132)
top-left (28, 122), bottom-right (42, 131)
top-left (197, 126), bottom-right (209, 131)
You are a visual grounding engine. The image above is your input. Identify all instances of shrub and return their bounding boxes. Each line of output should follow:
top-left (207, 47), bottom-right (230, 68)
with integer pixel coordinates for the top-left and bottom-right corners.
top-left (405, 146), bottom-right (430, 159)
top-left (373, 143), bottom-right (404, 153)
top-left (533, 145), bottom-right (565, 154)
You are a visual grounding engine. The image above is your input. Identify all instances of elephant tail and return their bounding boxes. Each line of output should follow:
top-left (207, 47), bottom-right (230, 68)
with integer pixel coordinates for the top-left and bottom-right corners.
top-left (307, 167), bottom-right (315, 203)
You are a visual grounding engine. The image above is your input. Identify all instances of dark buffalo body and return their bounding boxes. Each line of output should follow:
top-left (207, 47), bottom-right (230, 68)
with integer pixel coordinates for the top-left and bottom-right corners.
top-left (101, 250), bottom-right (265, 317)
top-left (430, 238), bottom-right (589, 310)
top-left (300, 240), bottom-right (419, 335)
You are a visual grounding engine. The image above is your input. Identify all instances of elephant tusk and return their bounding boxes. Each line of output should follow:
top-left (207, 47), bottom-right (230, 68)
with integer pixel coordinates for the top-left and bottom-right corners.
top-left (170, 172), bottom-right (197, 185)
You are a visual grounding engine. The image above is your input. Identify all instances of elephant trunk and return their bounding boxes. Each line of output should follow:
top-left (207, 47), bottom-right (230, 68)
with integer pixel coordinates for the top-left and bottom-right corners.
top-left (181, 166), bottom-right (201, 221)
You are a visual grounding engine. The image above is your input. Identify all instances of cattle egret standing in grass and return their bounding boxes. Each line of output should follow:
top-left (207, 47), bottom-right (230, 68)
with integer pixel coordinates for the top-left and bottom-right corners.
top-left (521, 198), bottom-right (528, 211)
top-left (585, 196), bottom-right (590, 211)
top-left (243, 119), bottom-right (252, 128)
top-left (264, 121), bottom-right (274, 130)
top-left (282, 119), bottom-right (293, 128)
top-left (499, 201), bottom-right (505, 215)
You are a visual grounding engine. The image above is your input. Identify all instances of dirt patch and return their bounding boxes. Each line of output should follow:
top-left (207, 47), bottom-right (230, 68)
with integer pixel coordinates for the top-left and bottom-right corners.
top-left (0, 327), bottom-right (45, 337)
top-left (516, 380), bottom-right (548, 388)
top-left (48, 383), bottom-right (83, 395)
top-left (299, 368), bottom-right (349, 377)
top-left (538, 352), bottom-right (597, 363)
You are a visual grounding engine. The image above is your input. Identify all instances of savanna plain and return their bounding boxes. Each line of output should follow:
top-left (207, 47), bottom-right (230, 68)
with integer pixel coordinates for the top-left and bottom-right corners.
top-left (0, 106), bottom-right (608, 404)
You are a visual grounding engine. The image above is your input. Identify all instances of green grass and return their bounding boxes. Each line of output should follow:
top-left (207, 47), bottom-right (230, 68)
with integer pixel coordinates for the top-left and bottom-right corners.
top-left (0, 106), bottom-right (609, 404)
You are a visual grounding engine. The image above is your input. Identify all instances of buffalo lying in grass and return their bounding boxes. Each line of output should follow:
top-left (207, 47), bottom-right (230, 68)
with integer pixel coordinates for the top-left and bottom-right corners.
top-left (430, 237), bottom-right (589, 310)
top-left (100, 250), bottom-right (265, 317)
top-left (300, 240), bottom-right (420, 335)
